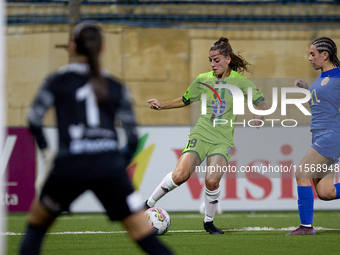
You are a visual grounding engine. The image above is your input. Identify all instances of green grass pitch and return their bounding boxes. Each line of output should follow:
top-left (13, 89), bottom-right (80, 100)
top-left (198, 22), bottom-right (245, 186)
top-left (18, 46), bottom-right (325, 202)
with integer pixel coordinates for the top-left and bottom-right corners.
top-left (6, 211), bottom-right (340, 255)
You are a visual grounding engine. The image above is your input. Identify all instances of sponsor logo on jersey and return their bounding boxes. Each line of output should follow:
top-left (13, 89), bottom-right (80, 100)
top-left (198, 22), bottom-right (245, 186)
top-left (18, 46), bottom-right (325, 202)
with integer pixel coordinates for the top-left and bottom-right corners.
top-left (196, 82), bottom-right (223, 106)
top-left (69, 124), bottom-right (85, 139)
top-left (70, 138), bottom-right (118, 154)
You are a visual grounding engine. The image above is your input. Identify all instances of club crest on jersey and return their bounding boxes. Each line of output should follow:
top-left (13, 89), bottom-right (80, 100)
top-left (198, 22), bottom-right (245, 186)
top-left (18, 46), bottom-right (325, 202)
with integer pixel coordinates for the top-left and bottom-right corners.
top-left (321, 77), bottom-right (329, 86)
top-left (211, 99), bottom-right (227, 116)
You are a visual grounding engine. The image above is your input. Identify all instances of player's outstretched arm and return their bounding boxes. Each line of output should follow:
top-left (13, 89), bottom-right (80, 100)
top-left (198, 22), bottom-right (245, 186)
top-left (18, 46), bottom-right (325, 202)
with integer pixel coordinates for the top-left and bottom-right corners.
top-left (147, 97), bottom-right (186, 110)
top-left (294, 79), bottom-right (309, 89)
top-left (253, 100), bottom-right (268, 129)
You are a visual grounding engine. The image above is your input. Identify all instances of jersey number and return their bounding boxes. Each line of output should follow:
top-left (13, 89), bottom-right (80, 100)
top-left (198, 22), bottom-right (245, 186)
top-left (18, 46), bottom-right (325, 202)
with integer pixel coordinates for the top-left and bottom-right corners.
top-left (310, 89), bottom-right (320, 105)
top-left (186, 139), bottom-right (197, 149)
top-left (76, 83), bottom-right (100, 127)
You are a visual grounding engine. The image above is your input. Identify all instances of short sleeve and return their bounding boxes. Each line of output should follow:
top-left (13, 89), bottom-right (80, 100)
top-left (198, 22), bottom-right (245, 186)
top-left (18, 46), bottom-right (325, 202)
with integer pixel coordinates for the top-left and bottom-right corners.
top-left (240, 78), bottom-right (264, 105)
top-left (182, 76), bottom-right (209, 104)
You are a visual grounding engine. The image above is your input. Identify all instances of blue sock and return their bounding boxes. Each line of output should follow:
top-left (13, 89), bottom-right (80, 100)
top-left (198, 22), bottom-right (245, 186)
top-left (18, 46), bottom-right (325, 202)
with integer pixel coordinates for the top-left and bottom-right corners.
top-left (297, 186), bottom-right (314, 226)
top-left (335, 183), bottom-right (340, 199)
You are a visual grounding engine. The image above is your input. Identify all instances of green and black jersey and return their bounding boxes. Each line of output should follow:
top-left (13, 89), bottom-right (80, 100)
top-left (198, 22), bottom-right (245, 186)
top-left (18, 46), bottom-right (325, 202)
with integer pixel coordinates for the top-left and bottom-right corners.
top-left (182, 70), bottom-right (264, 145)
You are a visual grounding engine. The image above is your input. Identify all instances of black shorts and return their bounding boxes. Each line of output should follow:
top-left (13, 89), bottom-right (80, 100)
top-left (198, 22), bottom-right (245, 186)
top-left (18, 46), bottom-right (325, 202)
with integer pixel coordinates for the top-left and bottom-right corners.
top-left (40, 153), bottom-right (144, 221)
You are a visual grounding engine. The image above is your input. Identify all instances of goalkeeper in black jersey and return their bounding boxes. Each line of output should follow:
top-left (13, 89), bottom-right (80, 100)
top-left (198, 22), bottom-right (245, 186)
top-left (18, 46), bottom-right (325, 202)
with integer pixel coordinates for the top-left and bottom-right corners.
top-left (19, 21), bottom-right (173, 255)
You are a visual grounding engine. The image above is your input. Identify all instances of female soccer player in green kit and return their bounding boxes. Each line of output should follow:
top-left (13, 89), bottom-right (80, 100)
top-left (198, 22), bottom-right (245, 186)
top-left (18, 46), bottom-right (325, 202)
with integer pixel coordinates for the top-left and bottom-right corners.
top-left (146, 37), bottom-right (268, 234)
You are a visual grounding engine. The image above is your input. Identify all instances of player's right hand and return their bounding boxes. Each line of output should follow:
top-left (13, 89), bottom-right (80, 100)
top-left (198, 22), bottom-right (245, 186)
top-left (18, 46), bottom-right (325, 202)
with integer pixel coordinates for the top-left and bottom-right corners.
top-left (147, 99), bottom-right (162, 110)
top-left (294, 79), bottom-right (309, 89)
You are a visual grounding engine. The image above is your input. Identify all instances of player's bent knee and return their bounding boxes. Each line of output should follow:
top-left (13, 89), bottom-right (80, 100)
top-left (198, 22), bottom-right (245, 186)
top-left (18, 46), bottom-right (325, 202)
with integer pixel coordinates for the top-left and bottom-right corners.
top-left (205, 179), bottom-right (219, 191)
top-left (316, 189), bottom-right (335, 201)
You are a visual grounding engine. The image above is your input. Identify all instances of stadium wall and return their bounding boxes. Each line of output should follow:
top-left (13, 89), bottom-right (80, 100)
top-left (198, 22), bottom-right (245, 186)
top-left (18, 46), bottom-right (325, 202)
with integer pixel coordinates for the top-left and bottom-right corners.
top-left (6, 24), bottom-right (340, 126)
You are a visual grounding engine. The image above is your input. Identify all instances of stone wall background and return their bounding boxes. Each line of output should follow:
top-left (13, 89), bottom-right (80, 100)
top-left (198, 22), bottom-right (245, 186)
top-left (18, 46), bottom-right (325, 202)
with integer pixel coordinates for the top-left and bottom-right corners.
top-left (6, 24), bottom-right (340, 126)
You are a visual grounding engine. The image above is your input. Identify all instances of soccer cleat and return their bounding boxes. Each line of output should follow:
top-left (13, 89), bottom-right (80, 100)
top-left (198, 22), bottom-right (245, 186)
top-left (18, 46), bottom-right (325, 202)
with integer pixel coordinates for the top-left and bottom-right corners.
top-left (144, 200), bottom-right (151, 209)
top-left (285, 225), bottom-right (316, 236)
top-left (204, 221), bottom-right (224, 235)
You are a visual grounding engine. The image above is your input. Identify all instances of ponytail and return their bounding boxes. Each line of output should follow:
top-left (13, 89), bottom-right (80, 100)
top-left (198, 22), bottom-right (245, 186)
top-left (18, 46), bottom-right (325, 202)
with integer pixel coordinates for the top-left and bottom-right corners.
top-left (73, 22), bottom-right (108, 103)
top-left (229, 52), bottom-right (250, 74)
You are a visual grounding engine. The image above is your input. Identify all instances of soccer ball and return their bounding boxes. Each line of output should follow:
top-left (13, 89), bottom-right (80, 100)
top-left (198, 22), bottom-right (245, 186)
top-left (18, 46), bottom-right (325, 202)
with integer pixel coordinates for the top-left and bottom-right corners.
top-left (145, 207), bottom-right (171, 235)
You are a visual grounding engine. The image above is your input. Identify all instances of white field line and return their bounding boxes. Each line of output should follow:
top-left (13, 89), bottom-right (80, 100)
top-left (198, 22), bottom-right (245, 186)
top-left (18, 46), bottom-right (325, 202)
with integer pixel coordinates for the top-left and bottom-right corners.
top-left (3, 227), bottom-right (340, 236)
top-left (4, 214), bottom-right (308, 221)
top-left (8, 213), bottom-right (340, 221)
top-left (5, 215), bottom-right (237, 221)
top-left (246, 214), bottom-right (298, 218)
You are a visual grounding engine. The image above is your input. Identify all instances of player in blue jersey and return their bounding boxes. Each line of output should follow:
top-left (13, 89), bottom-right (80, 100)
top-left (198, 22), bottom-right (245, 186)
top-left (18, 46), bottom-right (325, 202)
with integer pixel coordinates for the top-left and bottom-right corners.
top-left (286, 37), bottom-right (340, 236)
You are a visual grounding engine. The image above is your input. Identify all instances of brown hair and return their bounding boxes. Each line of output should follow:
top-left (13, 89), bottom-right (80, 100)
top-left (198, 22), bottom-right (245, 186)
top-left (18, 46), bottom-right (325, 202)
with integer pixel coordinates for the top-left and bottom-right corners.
top-left (73, 22), bottom-right (108, 103)
top-left (210, 37), bottom-right (250, 74)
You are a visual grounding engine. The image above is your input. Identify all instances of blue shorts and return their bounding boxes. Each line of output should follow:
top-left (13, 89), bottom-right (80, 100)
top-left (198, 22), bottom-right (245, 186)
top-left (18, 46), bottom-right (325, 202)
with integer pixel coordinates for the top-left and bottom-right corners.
top-left (311, 129), bottom-right (340, 164)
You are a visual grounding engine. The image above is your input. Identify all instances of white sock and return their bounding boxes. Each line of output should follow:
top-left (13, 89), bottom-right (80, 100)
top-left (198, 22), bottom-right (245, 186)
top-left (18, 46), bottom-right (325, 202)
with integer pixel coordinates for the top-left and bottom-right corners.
top-left (301, 224), bottom-right (312, 227)
top-left (146, 172), bottom-right (178, 208)
top-left (204, 187), bottom-right (221, 223)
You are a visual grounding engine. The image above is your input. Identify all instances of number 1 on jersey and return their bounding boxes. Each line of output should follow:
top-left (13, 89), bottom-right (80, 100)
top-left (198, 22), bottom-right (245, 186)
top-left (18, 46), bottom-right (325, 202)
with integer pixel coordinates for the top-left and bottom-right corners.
top-left (76, 83), bottom-right (100, 127)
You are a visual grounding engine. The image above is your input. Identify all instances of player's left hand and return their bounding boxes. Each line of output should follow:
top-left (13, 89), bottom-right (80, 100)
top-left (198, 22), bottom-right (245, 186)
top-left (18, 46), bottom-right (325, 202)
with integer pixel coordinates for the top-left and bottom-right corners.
top-left (146, 99), bottom-right (162, 110)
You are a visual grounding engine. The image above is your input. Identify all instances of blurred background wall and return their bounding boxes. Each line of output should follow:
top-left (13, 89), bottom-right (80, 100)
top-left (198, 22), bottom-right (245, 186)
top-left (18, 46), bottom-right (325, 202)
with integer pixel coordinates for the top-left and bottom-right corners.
top-left (5, 0), bottom-right (340, 127)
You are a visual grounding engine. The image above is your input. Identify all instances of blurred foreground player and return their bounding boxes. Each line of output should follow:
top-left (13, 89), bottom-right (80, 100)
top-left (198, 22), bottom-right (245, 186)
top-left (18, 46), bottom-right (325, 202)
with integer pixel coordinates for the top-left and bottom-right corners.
top-left (287, 37), bottom-right (340, 236)
top-left (19, 22), bottom-right (173, 255)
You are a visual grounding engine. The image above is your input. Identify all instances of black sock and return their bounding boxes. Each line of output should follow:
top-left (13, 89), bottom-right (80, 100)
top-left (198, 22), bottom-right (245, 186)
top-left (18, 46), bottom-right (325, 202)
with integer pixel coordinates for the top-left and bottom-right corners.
top-left (137, 232), bottom-right (173, 255)
top-left (20, 224), bottom-right (48, 255)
